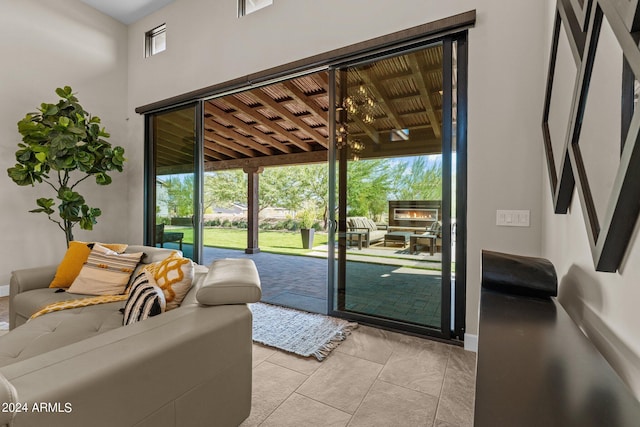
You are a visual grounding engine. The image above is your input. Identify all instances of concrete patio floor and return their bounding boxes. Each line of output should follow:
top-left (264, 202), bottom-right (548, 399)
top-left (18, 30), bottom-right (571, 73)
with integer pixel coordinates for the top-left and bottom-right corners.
top-left (164, 244), bottom-right (444, 327)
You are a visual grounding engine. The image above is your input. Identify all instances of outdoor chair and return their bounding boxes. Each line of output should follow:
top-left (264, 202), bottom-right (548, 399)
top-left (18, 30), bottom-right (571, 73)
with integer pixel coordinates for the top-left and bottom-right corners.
top-left (155, 223), bottom-right (184, 251)
top-left (410, 221), bottom-right (442, 255)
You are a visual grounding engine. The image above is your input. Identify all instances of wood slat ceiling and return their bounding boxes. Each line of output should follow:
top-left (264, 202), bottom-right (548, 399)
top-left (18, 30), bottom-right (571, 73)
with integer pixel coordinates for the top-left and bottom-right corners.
top-left (155, 44), bottom-right (445, 173)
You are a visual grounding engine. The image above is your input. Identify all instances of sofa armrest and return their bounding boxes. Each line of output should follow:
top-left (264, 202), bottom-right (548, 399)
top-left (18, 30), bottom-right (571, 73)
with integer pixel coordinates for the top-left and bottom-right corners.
top-left (0, 372), bottom-right (17, 426)
top-left (10, 265), bottom-right (58, 329)
top-left (196, 259), bottom-right (262, 305)
top-left (10, 265), bottom-right (57, 295)
top-left (348, 227), bottom-right (371, 239)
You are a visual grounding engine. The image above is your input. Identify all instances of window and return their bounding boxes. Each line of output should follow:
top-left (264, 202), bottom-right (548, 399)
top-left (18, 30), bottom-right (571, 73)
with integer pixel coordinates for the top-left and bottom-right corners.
top-left (238, 0), bottom-right (273, 17)
top-left (145, 24), bottom-right (166, 57)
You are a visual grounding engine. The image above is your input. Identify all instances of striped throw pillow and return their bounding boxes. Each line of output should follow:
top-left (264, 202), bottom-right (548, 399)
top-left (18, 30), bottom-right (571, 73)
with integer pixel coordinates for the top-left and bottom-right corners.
top-left (67, 244), bottom-right (144, 295)
top-left (123, 272), bottom-right (166, 325)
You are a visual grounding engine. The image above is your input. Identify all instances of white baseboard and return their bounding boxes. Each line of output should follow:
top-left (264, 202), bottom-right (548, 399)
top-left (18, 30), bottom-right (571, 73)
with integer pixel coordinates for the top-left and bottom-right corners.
top-left (464, 333), bottom-right (478, 352)
top-left (0, 285), bottom-right (8, 297)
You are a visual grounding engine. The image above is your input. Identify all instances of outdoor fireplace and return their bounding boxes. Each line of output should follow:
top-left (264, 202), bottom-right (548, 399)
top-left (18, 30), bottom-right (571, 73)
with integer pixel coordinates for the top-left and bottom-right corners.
top-left (388, 200), bottom-right (441, 228)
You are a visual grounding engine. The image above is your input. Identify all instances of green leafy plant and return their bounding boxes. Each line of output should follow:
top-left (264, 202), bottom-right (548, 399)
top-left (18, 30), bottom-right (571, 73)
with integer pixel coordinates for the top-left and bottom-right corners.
top-left (7, 86), bottom-right (126, 247)
top-left (298, 206), bottom-right (317, 229)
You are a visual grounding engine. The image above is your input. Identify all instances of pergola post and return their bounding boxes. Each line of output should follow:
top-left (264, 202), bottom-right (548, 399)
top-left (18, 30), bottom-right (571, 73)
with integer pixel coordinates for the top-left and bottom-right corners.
top-left (244, 166), bottom-right (263, 254)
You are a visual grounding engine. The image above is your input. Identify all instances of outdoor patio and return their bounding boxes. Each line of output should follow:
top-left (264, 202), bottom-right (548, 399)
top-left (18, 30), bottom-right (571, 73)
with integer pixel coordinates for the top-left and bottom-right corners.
top-left (163, 242), bottom-right (444, 327)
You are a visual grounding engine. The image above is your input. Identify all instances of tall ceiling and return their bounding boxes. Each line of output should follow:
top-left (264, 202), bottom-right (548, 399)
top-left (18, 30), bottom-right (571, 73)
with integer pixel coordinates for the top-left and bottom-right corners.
top-left (81, 0), bottom-right (174, 24)
top-left (154, 44), bottom-right (448, 174)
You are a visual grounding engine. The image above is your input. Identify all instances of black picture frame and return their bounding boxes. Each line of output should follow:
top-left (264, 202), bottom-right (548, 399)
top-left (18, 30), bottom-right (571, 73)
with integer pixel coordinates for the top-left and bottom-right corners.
top-left (541, 0), bottom-right (588, 214)
top-left (563, 0), bottom-right (640, 271)
top-left (570, 0), bottom-right (594, 30)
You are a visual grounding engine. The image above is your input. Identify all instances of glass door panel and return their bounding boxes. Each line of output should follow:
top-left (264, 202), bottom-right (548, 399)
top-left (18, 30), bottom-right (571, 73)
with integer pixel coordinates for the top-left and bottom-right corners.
top-left (151, 105), bottom-right (199, 262)
top-left (331, 41), bottom-right (458, 337)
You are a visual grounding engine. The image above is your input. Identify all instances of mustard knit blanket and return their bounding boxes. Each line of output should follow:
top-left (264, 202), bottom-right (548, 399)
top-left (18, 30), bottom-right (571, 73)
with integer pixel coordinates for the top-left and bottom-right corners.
top-left (29, 295), bottom-right (128, 321)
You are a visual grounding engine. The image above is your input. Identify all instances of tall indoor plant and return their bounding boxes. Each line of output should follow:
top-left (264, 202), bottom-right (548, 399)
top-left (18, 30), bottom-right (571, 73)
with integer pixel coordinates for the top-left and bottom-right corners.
top-left (6, 86), bottom-right (126, 247)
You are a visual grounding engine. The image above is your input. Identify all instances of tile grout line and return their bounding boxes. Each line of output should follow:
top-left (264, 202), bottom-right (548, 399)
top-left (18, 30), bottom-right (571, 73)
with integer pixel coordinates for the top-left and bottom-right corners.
top-left (254, 352), bottom-right (312, 427)
top-left (432, 348), bottom-right (454, 427)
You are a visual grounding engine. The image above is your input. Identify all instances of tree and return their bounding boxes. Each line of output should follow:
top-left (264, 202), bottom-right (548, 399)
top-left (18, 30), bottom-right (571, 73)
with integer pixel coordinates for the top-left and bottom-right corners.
top-left (346, 159), bottom-right (393, 220)
top-left (260, 167), bottom-right (305, 212)
top-left (6, 86), bottom-right (126, 247)
top-left (203, 170), bottom-right (246, 210)
top-left (391, 156), bottom-right (442, 201)
top-left (159, 175), bottom-right (195, 217)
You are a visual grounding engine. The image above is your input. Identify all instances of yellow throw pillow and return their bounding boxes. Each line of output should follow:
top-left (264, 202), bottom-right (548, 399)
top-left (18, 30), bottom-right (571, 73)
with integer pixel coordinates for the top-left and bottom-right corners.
top-left (49, 241), bottom-right (130, 288)
top-left (144, 252), bottom-right (194, 310)
top-left (49, 241), bottom-right (92, 288)
top-left (67, 244), bottom-right (144, 296)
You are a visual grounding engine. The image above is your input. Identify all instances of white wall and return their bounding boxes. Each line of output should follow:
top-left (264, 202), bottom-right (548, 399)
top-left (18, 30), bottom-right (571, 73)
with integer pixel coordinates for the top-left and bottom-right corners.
top-left (541, 2), bottom-right (640, 398)
top-left (0, 1), bottom-right (129, 284)
top-left (125, 0), bottom-right (548, 339)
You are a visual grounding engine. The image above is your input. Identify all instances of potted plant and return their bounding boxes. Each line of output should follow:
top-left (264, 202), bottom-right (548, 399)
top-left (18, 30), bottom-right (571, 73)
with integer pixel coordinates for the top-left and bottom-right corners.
top-left (299, 207), bottom-right (317, 249)
top-left (6, 86), bottom-right (126, 247)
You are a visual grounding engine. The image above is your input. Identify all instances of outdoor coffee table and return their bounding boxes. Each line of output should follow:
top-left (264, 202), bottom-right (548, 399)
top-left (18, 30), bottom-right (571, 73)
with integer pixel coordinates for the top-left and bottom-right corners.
top-left (383, 231), bottom-right (412, 247)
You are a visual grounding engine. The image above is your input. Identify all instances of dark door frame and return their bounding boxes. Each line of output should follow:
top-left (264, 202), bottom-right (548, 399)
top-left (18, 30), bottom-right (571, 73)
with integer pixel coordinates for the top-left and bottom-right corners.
top-left (141, 14), bottom-right (472, 343)
top-left (326, 32), bottom-right (468, 342)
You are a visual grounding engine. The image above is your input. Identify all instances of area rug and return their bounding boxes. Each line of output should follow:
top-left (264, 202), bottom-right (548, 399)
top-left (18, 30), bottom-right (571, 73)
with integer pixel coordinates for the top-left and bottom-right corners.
top-left (249, 303), bottom-right (357, 361)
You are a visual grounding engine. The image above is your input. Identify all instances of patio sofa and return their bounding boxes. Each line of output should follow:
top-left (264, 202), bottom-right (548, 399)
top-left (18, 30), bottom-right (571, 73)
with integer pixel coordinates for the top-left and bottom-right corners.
top-left (1, 245), bottom-right (261, 427)
top-left (346, 217), bottom-right (388, 247)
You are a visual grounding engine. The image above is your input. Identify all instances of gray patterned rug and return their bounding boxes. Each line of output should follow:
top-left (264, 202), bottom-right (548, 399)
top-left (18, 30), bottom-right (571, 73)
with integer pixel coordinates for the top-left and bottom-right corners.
top-left (249, 303), bottom-right (357, 361)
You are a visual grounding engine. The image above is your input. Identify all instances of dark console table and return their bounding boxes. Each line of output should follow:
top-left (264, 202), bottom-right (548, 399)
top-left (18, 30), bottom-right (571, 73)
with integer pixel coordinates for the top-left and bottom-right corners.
top-left (475, 251), bottom-right (640, 427)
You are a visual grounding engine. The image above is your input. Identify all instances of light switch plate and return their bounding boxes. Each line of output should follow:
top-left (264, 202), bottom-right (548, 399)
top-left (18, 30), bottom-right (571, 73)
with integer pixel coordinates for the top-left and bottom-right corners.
top-left (497, 210), bottom-right (530, 227)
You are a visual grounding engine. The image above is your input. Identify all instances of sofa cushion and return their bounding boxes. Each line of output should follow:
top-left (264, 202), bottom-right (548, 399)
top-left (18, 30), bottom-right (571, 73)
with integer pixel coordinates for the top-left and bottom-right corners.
top-left (12, 288), bottom-right (96, 328)
top-left (196, 259), bottom-right (261, 305)
top-left (49, 241), bottom-right (129, 289)
top-left (0, 302), bottom-right (125, 367)
top-left (144, 252), bottom-right (194, 310)
top-left (49, 241), bottom-right (92, 288)
top-left (123, 273), bottom-right (166, 325)
top-left (68, 244), bottom-right (143, 296)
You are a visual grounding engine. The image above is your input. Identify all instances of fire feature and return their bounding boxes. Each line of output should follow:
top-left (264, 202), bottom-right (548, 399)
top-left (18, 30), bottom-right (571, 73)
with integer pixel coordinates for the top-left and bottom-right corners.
top-left (388, 200), bottom-right (441, 228)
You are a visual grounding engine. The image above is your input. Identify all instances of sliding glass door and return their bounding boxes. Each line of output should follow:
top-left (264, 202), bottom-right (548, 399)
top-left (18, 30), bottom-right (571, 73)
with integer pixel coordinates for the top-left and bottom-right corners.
top-left (146, 104), bottom-right (202, 262)
top-left (142, 31), bottom-right (467, 341)
top-left (329, 36), bottom-right (466, 339)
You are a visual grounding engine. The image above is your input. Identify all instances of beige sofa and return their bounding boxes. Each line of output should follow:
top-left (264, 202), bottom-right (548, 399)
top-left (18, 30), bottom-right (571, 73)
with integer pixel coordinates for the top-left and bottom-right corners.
top-left (1, 246), bottom-right (261, 427)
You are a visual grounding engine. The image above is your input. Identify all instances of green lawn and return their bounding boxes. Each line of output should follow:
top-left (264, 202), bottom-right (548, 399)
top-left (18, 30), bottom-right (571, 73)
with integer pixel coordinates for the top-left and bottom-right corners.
top-left (173, 226), bottom-right (443, 270)
top-left (178, 227), bottom-right (328, 256)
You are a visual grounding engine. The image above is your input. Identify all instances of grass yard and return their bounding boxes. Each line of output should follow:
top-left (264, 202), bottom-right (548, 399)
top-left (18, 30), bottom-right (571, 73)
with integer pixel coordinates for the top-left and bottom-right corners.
top-left (177, 227), bottom-right (328, 257)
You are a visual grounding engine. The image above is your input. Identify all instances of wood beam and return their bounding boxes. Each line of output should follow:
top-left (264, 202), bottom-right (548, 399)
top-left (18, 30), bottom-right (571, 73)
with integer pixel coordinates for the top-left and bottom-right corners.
top-left (407, 55), bottom-right (442, 138)
top-left (204, 104), bottom-right (293, 154)
top-left (204, 118), bottom-right (274, 156)
top-left (249, 89), bottom-right (328, 148)
top-left (205, 150), bottom-right (328, 171)
top-left (349, 116), bottom-right (380, 144)
top-left (224, 96), bottom-right (314, 152)
top-left (359, 71), bottom-right (405, 131)
top-left (203, 138), bottom-right (240, 159)
top-left (281, 81), bottom-right (329, 126)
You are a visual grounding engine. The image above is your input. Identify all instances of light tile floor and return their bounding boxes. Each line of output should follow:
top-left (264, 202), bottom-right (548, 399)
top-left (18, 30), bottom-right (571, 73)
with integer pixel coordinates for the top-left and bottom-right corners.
top-left (0, 297), bottom-right (476, 425)
top-left (241, 325), bottom-right (476, 427)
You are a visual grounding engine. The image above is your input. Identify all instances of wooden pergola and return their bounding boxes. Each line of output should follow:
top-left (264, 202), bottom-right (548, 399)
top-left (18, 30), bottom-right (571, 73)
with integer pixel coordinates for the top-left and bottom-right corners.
top-left (154, 44), bottom-right (447, 253)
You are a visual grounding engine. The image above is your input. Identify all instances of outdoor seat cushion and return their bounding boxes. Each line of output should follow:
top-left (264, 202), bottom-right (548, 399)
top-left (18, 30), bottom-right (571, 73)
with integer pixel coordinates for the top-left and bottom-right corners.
top-left (0, 302), bottom-right (124, 367)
